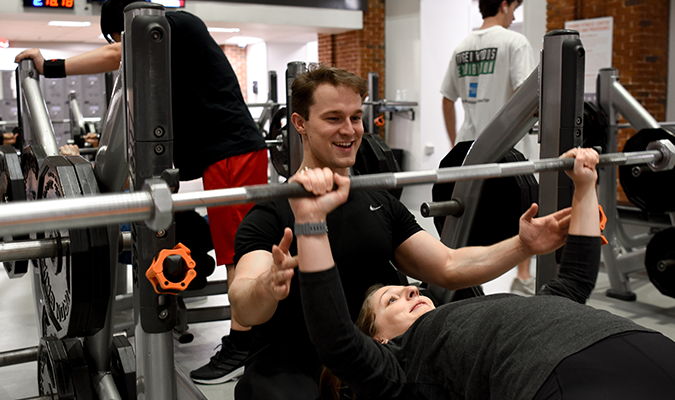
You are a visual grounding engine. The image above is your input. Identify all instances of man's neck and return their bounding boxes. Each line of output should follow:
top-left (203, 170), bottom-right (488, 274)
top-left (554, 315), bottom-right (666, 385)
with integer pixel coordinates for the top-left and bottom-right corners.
top-left (479, 16), bottom-right (504, 30)
top-left (298, 162), bottom-right (350, 177)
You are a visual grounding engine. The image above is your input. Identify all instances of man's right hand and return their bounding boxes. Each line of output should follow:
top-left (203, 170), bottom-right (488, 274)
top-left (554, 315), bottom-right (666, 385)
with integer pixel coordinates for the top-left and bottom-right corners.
top-left (84, 132), bottom-right (100, 147)
top-left (2, 132), bottom-right (18, 146)
top-left (265, 227), bottom-right (297, 301)
top-left (59, 144), bottom-right (80, 156)
top-left (263, 228), bottom-right (298, 301)
top-left (15, 49), bottom-right (45, 74)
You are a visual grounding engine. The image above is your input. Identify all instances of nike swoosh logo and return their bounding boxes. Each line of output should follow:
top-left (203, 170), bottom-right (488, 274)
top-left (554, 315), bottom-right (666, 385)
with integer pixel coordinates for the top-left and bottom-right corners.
top-left (370, 204), bottom-right (383, 211)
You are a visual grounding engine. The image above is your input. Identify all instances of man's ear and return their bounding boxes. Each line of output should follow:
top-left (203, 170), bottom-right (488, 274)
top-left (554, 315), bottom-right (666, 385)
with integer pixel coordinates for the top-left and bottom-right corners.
top-left (291, 112), bottom-right (307, 136)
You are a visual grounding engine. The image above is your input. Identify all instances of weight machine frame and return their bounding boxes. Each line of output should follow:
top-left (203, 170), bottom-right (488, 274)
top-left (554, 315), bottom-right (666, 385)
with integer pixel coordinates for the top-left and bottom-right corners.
top-left (596, 68), bottom-right (675, 301)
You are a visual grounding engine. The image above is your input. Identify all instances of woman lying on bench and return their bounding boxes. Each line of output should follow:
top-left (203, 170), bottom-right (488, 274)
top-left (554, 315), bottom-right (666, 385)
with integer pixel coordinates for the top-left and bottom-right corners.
top-left (276, 148), bottom-right (675, 400)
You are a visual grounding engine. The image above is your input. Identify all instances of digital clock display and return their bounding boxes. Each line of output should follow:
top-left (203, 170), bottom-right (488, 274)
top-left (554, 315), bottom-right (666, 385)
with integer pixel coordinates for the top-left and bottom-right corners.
top-left (24, 0), bottom-right (74, 8)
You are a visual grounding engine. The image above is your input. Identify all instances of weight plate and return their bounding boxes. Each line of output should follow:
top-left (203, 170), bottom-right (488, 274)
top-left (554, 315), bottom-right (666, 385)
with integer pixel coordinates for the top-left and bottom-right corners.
top-left (38, 336), bottom-right (94, 400)
top-left (432, 141), bottom-right (538, 245)
top-left (582, 101), bottom-right (608, 154)
top-left (619, 128), bottom-right (675, 213)
top-left (37, 156), bottom-right (107, 338)
top-left (646, 227), bottom-right (675, 299)
top-left (269, 107), bottom-right (289, 178)
top-left (111, 335), bottom-right (137, 400)
top-left (38, 336), bottom-right (75, 399)
top-left (66, 155), bottom-right (111, 336)
top-left (1, 145), bottom-right (30, 278)
top-left (21, 144), bottom-right (47, 203)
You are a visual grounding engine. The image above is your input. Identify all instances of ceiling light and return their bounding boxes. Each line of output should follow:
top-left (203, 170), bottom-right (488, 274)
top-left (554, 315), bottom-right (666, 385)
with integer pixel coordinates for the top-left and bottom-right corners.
top-left (208, 27), bottom-right (240, 33)
top-left (225, 36), bottom-right (263, 48)
top-left (48, 21), bottom-right (92, 27)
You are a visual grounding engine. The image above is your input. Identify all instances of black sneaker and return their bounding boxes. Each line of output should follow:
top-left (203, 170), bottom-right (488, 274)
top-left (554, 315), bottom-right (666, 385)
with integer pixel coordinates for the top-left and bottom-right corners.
top-left (190, 336), bottom-right (248, 384)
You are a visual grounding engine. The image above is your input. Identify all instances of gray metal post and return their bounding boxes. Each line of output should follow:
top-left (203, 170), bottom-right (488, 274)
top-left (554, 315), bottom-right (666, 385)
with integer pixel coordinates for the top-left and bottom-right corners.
top-left (366, 72), bottom-right (379, 134)
top-left (596, 68), bottom-right (660, 300)
top-left (536, 30), bottom-right (585, 290)
top-left (68, 91), bottom-right (86, 140)
top-left (123, 3), bottom-right (177, 399)
top-left (286, 61), bottom-right (306, 176)
top-left (93, 70), bottom-right (129, 193)
top-left (16, 60), bottom-right (59, 156)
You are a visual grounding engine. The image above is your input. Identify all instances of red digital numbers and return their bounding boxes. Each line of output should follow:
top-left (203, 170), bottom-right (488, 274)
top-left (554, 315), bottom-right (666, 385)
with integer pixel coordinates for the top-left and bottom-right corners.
top-left (40, 0), bottom-right (73, 7)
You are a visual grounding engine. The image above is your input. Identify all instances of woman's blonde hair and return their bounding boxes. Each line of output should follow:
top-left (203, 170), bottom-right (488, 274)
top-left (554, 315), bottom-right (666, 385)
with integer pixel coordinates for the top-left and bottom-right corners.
top-left (319, 284), bottom-right (384, 400)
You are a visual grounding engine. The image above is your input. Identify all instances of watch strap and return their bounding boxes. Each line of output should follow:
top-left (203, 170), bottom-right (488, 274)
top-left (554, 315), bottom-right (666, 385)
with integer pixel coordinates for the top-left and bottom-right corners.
top-left (294, 221), bottom-right (328, 236)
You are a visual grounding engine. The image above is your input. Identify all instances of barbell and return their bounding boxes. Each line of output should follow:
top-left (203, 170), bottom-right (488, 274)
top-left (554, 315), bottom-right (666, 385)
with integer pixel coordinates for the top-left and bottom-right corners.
top-left (0, 140), bottom-right (672, 239)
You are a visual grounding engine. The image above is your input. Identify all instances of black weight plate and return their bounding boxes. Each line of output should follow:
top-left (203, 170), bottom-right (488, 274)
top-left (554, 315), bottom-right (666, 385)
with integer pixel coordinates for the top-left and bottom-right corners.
top-left (37, 156), bottom-right (99, 339)
top-left (582, 101), bottom-right (608, 154)
top-left (619, 128), bottom-right (675, 213)
top-left (38, 336), bottom-right (94, 400)
top-left (432, 141), bottom-right (538, 245)
top-left (38, 336), bottom-right (75, 399)
top-left (269, 107), bottom-right (289, 178)
top-left (646, 227), bottom-right (675, 298)
top-left (22, 144), bottom-right (47, 203)
top-left (111, 335), bottom-right (137, 400)
top-left (354, 133), bottom-right (403, 199)
top-left (1, 145), bottom-right (30, 278)
top-left (63, 338), bottom-right (94, 399)
top-left (66, 155), bottom-right (111, 336)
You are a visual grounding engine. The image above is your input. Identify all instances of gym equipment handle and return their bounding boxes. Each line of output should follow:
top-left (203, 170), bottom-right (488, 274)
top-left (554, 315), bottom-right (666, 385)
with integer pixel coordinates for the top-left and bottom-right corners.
top-left (0, 143), bottom-right (671, 238)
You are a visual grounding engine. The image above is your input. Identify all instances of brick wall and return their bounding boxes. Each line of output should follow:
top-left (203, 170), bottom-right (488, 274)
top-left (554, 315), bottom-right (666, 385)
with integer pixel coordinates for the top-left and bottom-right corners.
top-left (221, 44), bottom-right (248, 101)
top-left (318, 0), bottom-right (385, 101)
top-left (547, 0), bottom-right (669, 204)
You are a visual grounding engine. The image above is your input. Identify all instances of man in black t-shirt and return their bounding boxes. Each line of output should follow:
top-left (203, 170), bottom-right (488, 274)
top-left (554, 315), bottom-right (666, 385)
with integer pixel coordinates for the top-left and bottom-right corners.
top-left (15, 0), bottom-right (266, 384)
top-left (228, 64), bottom-right (574, 400)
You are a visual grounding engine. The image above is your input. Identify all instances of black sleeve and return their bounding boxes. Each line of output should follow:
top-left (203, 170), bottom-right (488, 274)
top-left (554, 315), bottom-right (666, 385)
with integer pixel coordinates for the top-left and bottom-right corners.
top-left (538, 235), bottom-right (601, 304)
top-left (233, 201), bottom-right (288, 266)
top-left (299, 266), bottom-right (407, 399)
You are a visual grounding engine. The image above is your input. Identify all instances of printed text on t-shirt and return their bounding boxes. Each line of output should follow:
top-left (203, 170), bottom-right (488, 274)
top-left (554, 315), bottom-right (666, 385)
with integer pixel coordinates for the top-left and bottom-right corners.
top-left (456, 48), bottom-right (498, 77)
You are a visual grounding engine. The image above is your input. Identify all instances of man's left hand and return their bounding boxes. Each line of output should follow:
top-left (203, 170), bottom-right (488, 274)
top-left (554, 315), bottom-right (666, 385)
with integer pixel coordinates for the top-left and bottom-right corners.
top-left (519, 203), bottom-right (571, 255)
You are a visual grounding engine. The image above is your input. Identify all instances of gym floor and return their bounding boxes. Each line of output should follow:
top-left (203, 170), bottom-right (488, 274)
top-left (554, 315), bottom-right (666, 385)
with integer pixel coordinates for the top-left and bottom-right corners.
top-left (1, 209), bottom-right (674, 399)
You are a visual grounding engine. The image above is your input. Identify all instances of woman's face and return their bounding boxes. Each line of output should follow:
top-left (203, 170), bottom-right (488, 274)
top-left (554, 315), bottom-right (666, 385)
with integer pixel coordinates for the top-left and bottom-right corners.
top-left (370, 285), bottom-right (436, 342)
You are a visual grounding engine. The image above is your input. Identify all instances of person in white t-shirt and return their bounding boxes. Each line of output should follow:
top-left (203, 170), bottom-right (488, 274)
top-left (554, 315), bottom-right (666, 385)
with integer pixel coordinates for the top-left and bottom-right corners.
top-left (440, 0), bottom-right (537, 294)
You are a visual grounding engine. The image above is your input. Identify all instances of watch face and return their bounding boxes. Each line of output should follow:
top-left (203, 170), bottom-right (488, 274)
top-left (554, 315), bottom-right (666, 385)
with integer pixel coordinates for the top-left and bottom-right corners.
top-left (24, 0), bottom-right (74, 8)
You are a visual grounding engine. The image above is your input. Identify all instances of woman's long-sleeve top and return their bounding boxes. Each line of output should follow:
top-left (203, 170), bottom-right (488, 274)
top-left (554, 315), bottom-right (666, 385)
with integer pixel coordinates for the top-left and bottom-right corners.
top-left (299, 236), bottom-right (652, 400)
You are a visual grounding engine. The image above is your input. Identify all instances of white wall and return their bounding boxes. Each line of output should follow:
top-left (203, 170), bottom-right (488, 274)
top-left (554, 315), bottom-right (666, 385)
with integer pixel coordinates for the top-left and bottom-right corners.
top-left (384, 0), bottom-right (472, 217)
top-left (266, 41), bottom-right (318, 104)
top-left (246, 42), bottom-right (269, 106)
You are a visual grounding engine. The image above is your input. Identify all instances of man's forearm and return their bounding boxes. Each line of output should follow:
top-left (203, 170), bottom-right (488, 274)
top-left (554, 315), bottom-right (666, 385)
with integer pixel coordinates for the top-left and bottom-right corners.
top-left (442, 97), bottom-right (457, 146)
top-left (64, 43), bottom-right (122, 75)
top-left (440, 235), bottom-right (530, 288)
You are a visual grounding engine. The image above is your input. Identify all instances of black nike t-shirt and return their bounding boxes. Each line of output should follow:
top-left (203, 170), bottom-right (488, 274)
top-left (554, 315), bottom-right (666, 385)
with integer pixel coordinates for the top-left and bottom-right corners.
top-left (234, 189), bottom-right (423, 361)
